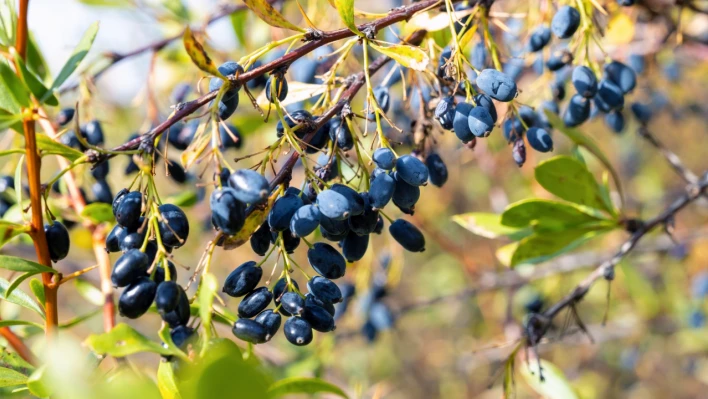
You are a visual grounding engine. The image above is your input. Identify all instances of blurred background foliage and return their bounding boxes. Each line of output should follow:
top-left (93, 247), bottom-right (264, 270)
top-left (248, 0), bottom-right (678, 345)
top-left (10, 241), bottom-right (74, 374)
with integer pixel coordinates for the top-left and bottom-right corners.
top-left (0, 0), bottom-right (707, 398)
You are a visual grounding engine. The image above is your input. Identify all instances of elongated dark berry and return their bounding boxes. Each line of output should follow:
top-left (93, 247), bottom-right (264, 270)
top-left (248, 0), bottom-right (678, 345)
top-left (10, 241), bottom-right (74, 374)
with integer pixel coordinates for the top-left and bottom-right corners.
top-left (223, 261), bottom-right (262, 297)
top-left (307, 243), bottom-right (346, 279)
top-left (283, 317), bottom-right (313, 346)
top-left (118, 277), bottom-right (157, 319)
top-left (389, 219), bottom-right (425, 252)
top-left (233, 319), bottom-right (268, 344)
top-left (44, 222), bottom-right (70, 262)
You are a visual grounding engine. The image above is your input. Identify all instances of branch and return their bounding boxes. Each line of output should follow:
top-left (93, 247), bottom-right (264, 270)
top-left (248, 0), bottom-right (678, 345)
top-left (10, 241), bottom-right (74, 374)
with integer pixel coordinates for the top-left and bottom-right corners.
top-left (637, 127), bottom-right (706, 190)
top-left (58, 1), bottom-right (282, 94)
top-left (527, 172), bottom-right (708, 345)
top-left (91, 0), bottom-right (451, 165)
top-left (0, 317), bottom-right (36, 365)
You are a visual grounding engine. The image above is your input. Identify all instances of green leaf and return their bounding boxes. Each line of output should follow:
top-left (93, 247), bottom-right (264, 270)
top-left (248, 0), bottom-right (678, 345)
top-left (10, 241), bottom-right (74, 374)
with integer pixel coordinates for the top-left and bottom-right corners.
top-left (451, 212), bottom-right (530, 240)
top-left (0, 61), bottom-right (30, 113)
top-left (198, 273), bottom-right (218, 341)
top-left (0, 366), bottom-right (28, 387)
top-left (230, 10), bottom-right (248, 48)
top-left (268, 377), bottom-right (348, 398)
top-left (44, 21), bottom-right (99, 101)
top-left (157, 361), bottom-right (182, 399)
top-left (80, 202), bottom-right (114, 224)
top-left (161, 0), bottom-right (189, 21)
top-left (544, 110), bottom-right (624, 208)
top-left (35, 134), bottom-right (84, 161)
top-left (501, 199), bottom-right (609, 229)
top-left (85, 323), bottom-right (174, 357)
top-left (165, 190), bottom-right (198, 208)
top-left (520, 359), bottom-right (579, 399)
top-left (182, 27), bottom-right (227, 79)
top-left (0, 255), bottom-right (57, 299)
top-left (26, 365), bottom-right (50, 398)
top-left (510, 227), bottom-right (608, 267)
top-left (73, 278), bottom-right (103, 306)
top-left (0, 220), bottom-right (30, 249)
top-left (59, 308), bottom-right (101, 329)
top-left (12, 48), bottom-right (58, 106)
top-left (333, 0), bottom-right (363, 36)
top-left (369, 42), bottom-right (429, 71)
top-left (0, 348), bottom-right (35, 376)
top-left (29, 278), bottom-right (45, 307)
top-left (0, 278), bottom-right (45, 318)
top-left (241, 0), bottom-right (306, 32)
top-left (26, 33), bottom-right (48, 79)
top-left (0, 319), bottom-right (44, 329)
top-left (534, 156), bottom-right (611, 213)
top-left (0, 108), bottom-right (23, 132)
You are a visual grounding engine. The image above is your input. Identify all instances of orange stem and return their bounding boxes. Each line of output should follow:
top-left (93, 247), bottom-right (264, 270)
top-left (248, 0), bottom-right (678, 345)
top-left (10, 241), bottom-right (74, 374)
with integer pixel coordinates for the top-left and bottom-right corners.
top-left (0, 317), bottom-right (36, 365)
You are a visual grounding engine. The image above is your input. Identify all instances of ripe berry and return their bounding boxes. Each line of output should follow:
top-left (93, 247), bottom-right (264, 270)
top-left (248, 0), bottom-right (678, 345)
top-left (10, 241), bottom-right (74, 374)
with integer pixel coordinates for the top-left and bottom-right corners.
top-left (170, 325), bottom-right (195, 349)
top-left (512, 139), bottom-right (527, 167)
top-left (551, 6), bottom-right (581, 39)
top-left (44, 222), bottom-right (70, 262)
top-left (551, 81), bottom-right (566, 101)
top-left (348, 200), bottom-right (379, 236)
top-left (630, 102), bottom-right (652, 125)
top-left (395, 155), bottom-right (428, 187)
top-left (604, 110), bottom-right (625, 133)
top-left (372, 148), bottom-right (396, 170)
top-left (434, 97), bottom-right (455, 130)
top-left (273, 228), bottom-right (301, 253)
top-left (115, 191), bottom-right (143, 229)
top-left (546, 49), bottom-right (573, 71)
top-left (596, 79), bottom-right (624, 110)
top-left (223, 261), bottom-right (262, 297)
top-left (218, 124), bottom-right (242, 150)
top-left (227, 169), bottom-right (270, 204)
top-left (209, 62), bottom-right (243, 119)
top-left (302, 304), bottom-right (335, 332)
top-left (167, 122), bottom-right (197, 151)
top-left (265, 75), bottom-right (288, 103)
top-left (389, 219), bottom-right (425, 252)
top-left (106, 224), bottom-right (127, 253)
top-left (91, 180), bottom-right (113, 204)
top-left (237, 287), bottom-right (273, 318)
top-left (452, 102), bottom-right (474, 142)
top-left (604, 60), bottom-right (636, 94)
top-left (166, 161), bottom-right (188, 184)
top-left (307, 243), bottom-right (346, 279)
top-left (283, 317), bottom-right (313, 346)
top-left (319, 215), bottom-right (350, 241)
top-left (91, 160), bottom-right (110, 181)
top-left (425, 153), bottom-right (448, 187)
top-left (341, 231), bottom-right (369, 262)
top-left (328, 117), bottom-right (353, 151)
top-left (471, 40), bottom-right (487, 70)
top-left (162, 288), bottom-right (190, 327)
top-left (157, 204), bottom-right (189, 248)
top-left (82, 120), bottom-right (104, 146)
top-left (233, 318), bottom-right (268, 344)
top-left (119, 225), bottom-right (146, 252)
top-left (153, 261), bottom-right (177, 284)
top-left (467, 106), bottom-right (495, 137)
top-left (305, 293), bottom-right (336, 316)
top-left (118, 277), bottom-right (157, 319)
top-left (476, 69), bottom-right (518, 102)
top-left (528, 26), bottom-right (551, 52)
top-left (155, 281), bottom-right (182, 314)
top-left (276, 110), bottom-right (313, 138)
top-left (526, 127), bottom-right (554, 153)
top-left (316, 189), bottom-right (352, 220)
top-left (307, 276), bottom-right (343, 304)
top-left (369, 172), bottom-right (395, 209)
top-left (373, 86), bottom-right (390, 113)
top-left (564, 94), bottom-right (591, 127)
top-left (210, 188), bottom-right (246, 235)
top-left (473, 93), bottom-right (498, 123)
top-left (369, 302), bottom-right (395, 330)
top-left (56, 108), bottom-right (75, 127)
top-left (111, 249), bottom-right (149, 287)
top-left (250, 222), bottom-right (271, 256)
top-left (392, 172), bottom-right (420, 211)
top-left (268, 192), bottom-right (304, 232)
top-left (290, 204), bottom-right (321, 237)
top-left (280, 292), bottom-right (305, 315)
top-left (331, 184), bottom-right (365, 216)
top-left (572, 66), bottom-right (598, 98)
top-left (437, 47), bottom-right (452, 79)
top-left (254, 309), bottom-right (282, 341)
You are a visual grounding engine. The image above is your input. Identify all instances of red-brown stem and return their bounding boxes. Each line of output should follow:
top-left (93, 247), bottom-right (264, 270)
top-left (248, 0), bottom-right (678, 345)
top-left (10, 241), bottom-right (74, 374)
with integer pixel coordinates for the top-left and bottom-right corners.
top-left (16, 0), bottom-right (59, 335)
top-left (0, 317), bottom-right (36, 364)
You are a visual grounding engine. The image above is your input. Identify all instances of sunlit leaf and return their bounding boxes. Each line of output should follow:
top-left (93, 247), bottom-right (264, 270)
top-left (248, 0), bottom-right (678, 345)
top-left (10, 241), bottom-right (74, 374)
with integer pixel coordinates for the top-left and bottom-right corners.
top-left (0, 109), bottom-right (23, 132)
top-left (44, 21), bottom-right (99, 100)
top-left (451, 212), bottom-right (530, 240)
top-left (520, 358), bottom-right (579, 399)
top-left (510, 227), bottom-right (609, 267)
top-left (544, 111), bottom-right (623, 210)
top-left (12, 48), bottom-right (58, 106)
top-left (333, 0), bottom-right (363, 36)
top-left (268, 377), bottom-right (348, 398)
top-left (80, 202), bottom-right (114, 224)
top-left (606, 12), bottom-right (634, 45)
top-left (369, 42), bottom-right (429, 71)
top-left (158, 361), bottom-right (182, 399)
top-left (0, 278), bottom-right (45, 318)
top-left (324, 0), bottom-right (386, 18)
top-left (230, 10), bottom-right (248, 49)
top-left (85, 323), bottom-right (174, 357)
top-left (256, 82), bottom-right (326, 108)
top-left (73, 278), bottom-right (103, 306)
top-left (164, 190), bottom-right (199, 208)
top-left (0, 60), bottom-right (30, 112)
top-left (35, 134), bottom-right (84, 161)
top-left (501, 199), bottom-right (610, 229)
top-left (242, 0), bottom-right (305, 32)
top-left (0, 319), bottom-right (44, 329)
top-left (0, 366), bottom-right (28, 387)
top-left (0, 220), bottom-right (30, 249)
top-left (161, 0), bottom-right (189, 21)
top-left (29, 278), bottom-right (45, 307)
top-left (534, 156), bottom-right (611, 214)
top-left (59, 308), bottom-right (101, 329)
top-left (182, 27), bottom-right (226, 79)
top-left (0, 348), bottom-right (35, 376)
top-left (0, 255), bottom-right (57, 299)
top-left (198, 273), bottom-right (218, 340)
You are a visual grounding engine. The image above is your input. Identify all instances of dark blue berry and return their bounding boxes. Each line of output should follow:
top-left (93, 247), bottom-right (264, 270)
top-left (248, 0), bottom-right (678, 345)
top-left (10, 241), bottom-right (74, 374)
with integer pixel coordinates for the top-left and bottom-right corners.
top-left (233, 318), bottom-right (268, 344)
top-left (115, 191), bottom-right (143, 229)
top-left (528, 26), bottom-right (551, 52)
top-left (308, 276), bottom-right (343, 303)
top-left (227, 169), bottom-right (270, 204)
top-left (118, 277), bottom-right (156, 319)
top-left (210, 188), bottom-right (246, 235)
top-left (238, 287), bottom-right (273, 318)
top-left (372, 148), bottom-right (396, 170)
top-left (280, 291), bottom-right (305, 316)
top-left (283, 317), bottom-right (313, 346)
top-left (157, 204), bottom-right (189, 248)
top-left (476, 69), bottom-right (518, 102)
top-left (551, 6), bottom-right (581, 39)
top-left (250, 222), bottom-right (271, 256)
top-left (155, 281), bottom-right (182, 314)
top-left (223, 261), bottom-right (262, 297)
top-left (254, 309), bottom-right (281, 341)
top-left (307, 243), bottom-right (346, 279)
top-left (265, 75), bottom-right (288, 102)
top-left (526, 127), bottom-right (554, 153)
top-left (389, 219), bottom-right (425, 252)
top-left (341, 231), bottom-right (369, 262)
top-left (572, 66), bottom-right (598, 98)
top-left (45, 222), bottom-right (70, 262)
top-left (425, 153), bottom-right (448, 187)
top-left (111, 249), bottom-right (149, 288)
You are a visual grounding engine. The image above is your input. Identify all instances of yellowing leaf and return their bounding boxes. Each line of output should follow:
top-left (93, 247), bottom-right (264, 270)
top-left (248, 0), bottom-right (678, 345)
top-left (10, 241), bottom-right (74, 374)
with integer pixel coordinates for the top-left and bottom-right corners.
top-left (256, 82), bottom-right (326, 108)
top-left (520, 359), bottom-right (579, 399)
top-left (324, 0), bottom-right (386, 19)
top-left (183, 27), bottom-right (226, 79)
top-left (333, 0), bottom-right (363, 36)
top-left (222, 191), bottom-right (277, 250)
top-left (369, 42), bottom-right (429, 71)
top-left (242, 0), bottom-right (305, 32)
top-left (606, 12), bottom-right (634, 45)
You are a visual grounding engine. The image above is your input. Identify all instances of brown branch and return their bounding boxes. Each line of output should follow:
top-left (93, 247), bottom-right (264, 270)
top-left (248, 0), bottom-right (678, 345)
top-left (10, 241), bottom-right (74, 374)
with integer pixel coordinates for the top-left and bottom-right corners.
top-left (15, 0), bottom-right (59, 335)
top-left (0, 317), bottom-right (36, 365)
top-left (91, 0), bottom-right (451, 165)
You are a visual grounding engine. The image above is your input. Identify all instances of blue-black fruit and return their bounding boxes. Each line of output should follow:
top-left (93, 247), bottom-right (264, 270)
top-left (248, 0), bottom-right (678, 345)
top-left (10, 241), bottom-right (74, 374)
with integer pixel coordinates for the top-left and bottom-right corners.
top-left (233, 318), bottom-right (268, 344)
top-left (153, 261), bottom-right (177, 284)
top-left (596, 79), bottom-right (624, 110)
top-left (266, 75), bottom-right (288, 103)
top-left (630, 102), bottom-right (652, 124)
top-left (341, 231), bottom-right (369, 262)
top-left (167, 161), bottom-right (188, 184)
top-left (302, 304), bottom-right (335, 332)
top-left (118, 277), bottom-right (157, 319)
top-left (467, 106), bottom-right (495, 137)
top-left (119, 225), bottom-right (146, 252)
top-left (425, 153), bottom-right (448, 187)
top-left (210, 187), bottom-right (246, 235)
top-left (330, 184), bottom-right (365, 216)
top-left (280, 291), bottom-right (305, 316)
top-left (348, 197), bottom-right (379, 236)
top-left (218, 124), bottom-right (242, 150)
top-left (563, 94), bottom-right (591, 127)
top-left (305, 293), bottom-right (336, 316)
top-left (56, 108), bottom-right (75, 127)
top-left (91, 160), bottom-right (110, 181)
top-left (373, 86), bottom-right (390, 113)
top-left (476, 69), bottom-right (518, 102)
top-left (273, 228), bottom-right (300, 253)
top-left (276, 110), bottom-right (313, 138)
top-left (319, 215), bottom-right (350, 238)
top-left (44, 221), bottom-right (70, 262)
top-left (604, 60), bottom-right (636, 94)
top-left (227, 169), bottom-right (270, 204)
top-left (111, 249), bottom-right (149, 287)
top-left (250, 222), bottom-right (271, 256)
top-left (307, 243), bottom-right (346, 279)
top-left (474, 93), bottom-right (498, 123)
top-left (528, 26), bottom-right (551, 52)
top-left (572, 66), bottom-right (598, 98)
top-left (316, 189), bottom-right (352, 220)
top-left (157, 204), bottom-right (189, 248)
top-left (551, 6), bottom-right (580, 39)
top-left (526, 127), bottom-right (554, 153)
top-left (546, 49), bottom-right (573, 71)
top-left (605, 110), bottom-right (625, 133)
top-left (395, 155), bottom-right (428, 187)
top-left (328, 117), bottom-right (353, 151)
top-left (223, 261), bottom-right (262, 297)
top-left (392, 172), bottom-right (420, 210)
top-left (369, 172), bottom-right (395, 209)
top-left (452, 102), bottom-right (474, 142)
top-left (254, 309), bottom-right (282, 341)
top-left (82, 120), bottom-right (105, 146)
top-left (238, 287), bottom-right (273, 318)
top-left (435, 96), bottom-right (455, 130)
top-left (268, 192), bottom-right (304, 232)
top-left (155, 281), bottom-right (182, 314)
top-left (106, 224), bottom-right (127, 253)
top-left (308, 276), bottom-right (343, 303)
top-left (389, 219), bottom-right (425, 252)
top-left (162, 288), bottom-right (190, 327)
top-left (91, 180), bottom-right (113, 204)
top-left (290, 204), bottom-right (320, 237)
top-left (283, 317), bottom-right (313, 346)
top-left (115, 191), bottom-right (143, 229)
top-left (372, 148), bottom-right (396, 170)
